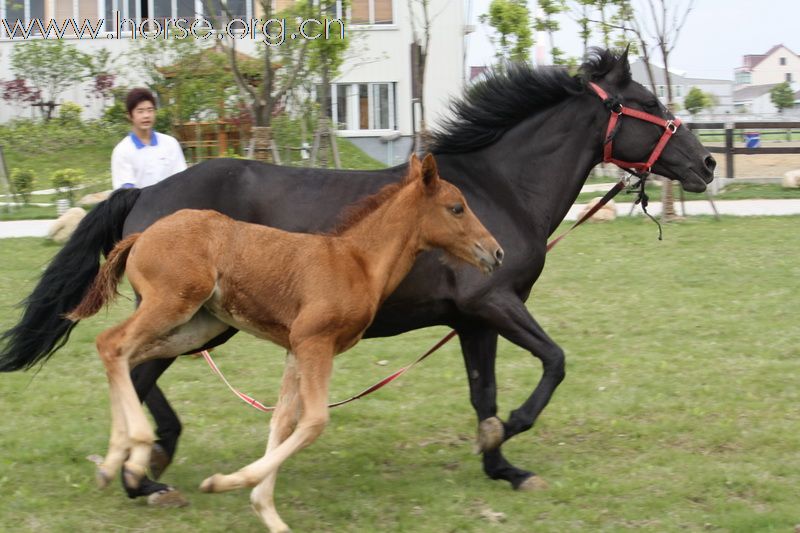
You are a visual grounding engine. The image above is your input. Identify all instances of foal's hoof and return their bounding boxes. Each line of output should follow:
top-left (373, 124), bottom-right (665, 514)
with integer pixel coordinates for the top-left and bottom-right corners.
top-left (199, 474), bottom-right (222, 493)
top-left (122, 465), bottom-right (145, 490)
top-left (516, 475), bottom-right (549, 492)
top-left (149, 443), bottom-right (171, 480)
top-left (147, 487), bottom-right (190, 508)
top-left (475, 417), bottom-right (505, 453)
top-left (96, 467), bottom-right (113, 489)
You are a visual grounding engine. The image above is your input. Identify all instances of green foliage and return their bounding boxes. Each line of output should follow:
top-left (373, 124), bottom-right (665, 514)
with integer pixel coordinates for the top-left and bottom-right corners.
top-left (684, 87), bottom-right (711, 116)
top-left (770, 82), bottom-right (795, 113)
top-left (9, 40), bottom-right (90, 120)
top-left (51, 168), bottom-right (84, 204)
top-left (480, 0), bottom-right (533, 62)
top-left (58, 102), bottom-right (83, 125)
top-left (10, 168), bottom-right (35, 204)
top-left (533, 0), bottom-right (565, 64)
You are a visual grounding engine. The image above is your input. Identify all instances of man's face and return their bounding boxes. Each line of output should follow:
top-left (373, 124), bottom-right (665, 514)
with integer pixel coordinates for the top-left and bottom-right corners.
top-left (129, 100), bottom-right (156, 132)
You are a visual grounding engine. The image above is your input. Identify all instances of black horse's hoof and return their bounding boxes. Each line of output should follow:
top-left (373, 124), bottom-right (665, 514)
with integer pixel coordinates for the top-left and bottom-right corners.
top-left (147, 487), bottom-right (189, 507)
top-left (516, 475), bottom-right (549, 492)
top-left (475, 417), bottom-right (505, 453)
top-left (149, 443), bottom-right (171, 480)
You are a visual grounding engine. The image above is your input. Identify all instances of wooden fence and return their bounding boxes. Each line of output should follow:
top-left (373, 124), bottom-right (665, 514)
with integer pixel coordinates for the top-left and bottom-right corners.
top-left (687, 121), bottom-right (800, 180)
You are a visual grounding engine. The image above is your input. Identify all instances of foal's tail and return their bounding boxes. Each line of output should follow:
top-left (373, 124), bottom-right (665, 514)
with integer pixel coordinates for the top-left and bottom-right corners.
top-left (67, 233), bottom-right (140, 321)
top-left (0, 188), bottom-right (141, 372)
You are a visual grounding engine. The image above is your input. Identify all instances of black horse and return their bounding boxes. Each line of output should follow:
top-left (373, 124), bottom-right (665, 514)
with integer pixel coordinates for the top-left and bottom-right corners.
top-left (0, 50), bottom-right (714, 496)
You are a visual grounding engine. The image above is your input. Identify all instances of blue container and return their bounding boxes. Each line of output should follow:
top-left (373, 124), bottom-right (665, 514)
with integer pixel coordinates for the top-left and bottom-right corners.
top-left (744, 132), bottom-right (760, 148)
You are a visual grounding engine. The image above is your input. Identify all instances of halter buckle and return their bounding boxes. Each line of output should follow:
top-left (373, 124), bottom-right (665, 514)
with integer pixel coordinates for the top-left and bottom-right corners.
top-left (666, 120), bottom-right (678, 134)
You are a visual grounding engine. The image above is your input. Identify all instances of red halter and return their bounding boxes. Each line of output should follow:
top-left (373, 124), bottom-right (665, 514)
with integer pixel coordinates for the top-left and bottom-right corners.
top-left (588, 81), bottom-right (681, 176)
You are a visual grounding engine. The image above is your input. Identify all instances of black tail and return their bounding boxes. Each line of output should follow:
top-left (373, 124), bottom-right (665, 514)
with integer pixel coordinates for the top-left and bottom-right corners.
top-left (0, 188), bottom-right (142, 372)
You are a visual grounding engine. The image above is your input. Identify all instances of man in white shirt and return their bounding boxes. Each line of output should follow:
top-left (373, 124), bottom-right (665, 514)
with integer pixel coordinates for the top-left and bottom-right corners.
top-left (110, 88), bottom-right (189, 507)
top-left (111, 88), bottom-right (187, 190)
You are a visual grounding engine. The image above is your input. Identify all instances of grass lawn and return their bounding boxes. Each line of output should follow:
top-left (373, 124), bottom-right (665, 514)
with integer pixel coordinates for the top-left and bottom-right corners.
top-left (0, 216), bottom-right (798, 531)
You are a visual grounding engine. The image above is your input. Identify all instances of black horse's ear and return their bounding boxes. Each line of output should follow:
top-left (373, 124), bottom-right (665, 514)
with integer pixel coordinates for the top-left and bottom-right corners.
top-left (605, 45), bottom-right (632, 86)
top-left (421, 153), bottom-right (440, 192)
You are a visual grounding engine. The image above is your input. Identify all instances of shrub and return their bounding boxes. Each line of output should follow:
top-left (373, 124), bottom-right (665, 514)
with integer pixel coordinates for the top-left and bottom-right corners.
top-left (51, 168), bottom-right (84, 204)
top-left (10, 168), bottom-right (36, 204)
top-left (58, 101), bottom-right (83, 125)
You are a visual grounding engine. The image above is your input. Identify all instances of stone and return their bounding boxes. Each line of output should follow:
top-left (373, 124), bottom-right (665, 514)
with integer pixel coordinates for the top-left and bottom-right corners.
top-left (782, 169), bottom-right (800, 188)
top-left (48, 207), bottom-right (86, 243)
top-left (577, 196), bottom-right (617, 222)
top-left (78, 190), bottom-right (112, 207)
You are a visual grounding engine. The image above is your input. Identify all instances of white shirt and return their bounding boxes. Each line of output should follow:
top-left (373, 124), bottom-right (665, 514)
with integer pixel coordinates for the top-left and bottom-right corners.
top-left (111, 131), bottom-right (188, 190)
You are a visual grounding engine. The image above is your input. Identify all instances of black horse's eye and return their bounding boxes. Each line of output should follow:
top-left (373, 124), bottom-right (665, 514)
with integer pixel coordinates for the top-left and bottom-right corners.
top-left (643, 100), bottom-right (661, 111)
top-left (450, 204), bottom-right (464, 216)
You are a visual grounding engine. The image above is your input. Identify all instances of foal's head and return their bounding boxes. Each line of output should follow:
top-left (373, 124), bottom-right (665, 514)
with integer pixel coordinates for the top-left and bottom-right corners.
top-left (408, 154), bottom-right (503, 274)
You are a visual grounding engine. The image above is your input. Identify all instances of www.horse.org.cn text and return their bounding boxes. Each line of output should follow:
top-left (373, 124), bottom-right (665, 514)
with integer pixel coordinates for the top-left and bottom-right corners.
top-left (0, 13), bottom-right (346, 45)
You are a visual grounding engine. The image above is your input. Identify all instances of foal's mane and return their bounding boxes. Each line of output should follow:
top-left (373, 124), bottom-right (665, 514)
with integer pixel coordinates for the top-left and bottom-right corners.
top-left (329, 178), bottom-right (408, 236)
top-left (428, 48), bottom-right (631, 154)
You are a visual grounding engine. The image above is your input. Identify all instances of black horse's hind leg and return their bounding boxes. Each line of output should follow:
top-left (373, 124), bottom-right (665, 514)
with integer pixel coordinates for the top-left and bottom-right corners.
top-left (118, 358), bottom-right (180, 499)
top-left (133, 358), bottom-right (181, 462)
top-left (458, 325), bottom-right (535, 490)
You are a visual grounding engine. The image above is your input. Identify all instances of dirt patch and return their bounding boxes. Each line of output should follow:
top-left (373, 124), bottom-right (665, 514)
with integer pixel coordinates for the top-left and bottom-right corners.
top-left (704, 141), bottom-right (800, 179)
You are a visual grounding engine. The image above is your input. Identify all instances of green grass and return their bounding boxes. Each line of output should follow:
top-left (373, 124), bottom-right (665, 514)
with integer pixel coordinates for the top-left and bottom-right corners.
top-left (1, 216), bottom-right (798, 531)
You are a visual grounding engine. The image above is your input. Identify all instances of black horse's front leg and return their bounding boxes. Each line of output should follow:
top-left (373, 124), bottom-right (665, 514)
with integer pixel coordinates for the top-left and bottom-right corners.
top-left (457, 325), bottom-right (540, 490)
top-left (486, 295), bottom-right (566, 440)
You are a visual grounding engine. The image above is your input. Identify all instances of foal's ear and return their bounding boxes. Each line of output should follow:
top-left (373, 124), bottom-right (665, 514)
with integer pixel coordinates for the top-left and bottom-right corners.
top-left (406, 153), bottom-right (422, 183)
top-left (421, 153), bottom-right (440, 192)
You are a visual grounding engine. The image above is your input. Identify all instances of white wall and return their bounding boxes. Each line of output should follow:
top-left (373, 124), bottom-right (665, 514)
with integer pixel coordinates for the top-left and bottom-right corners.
top-left (752, 45), bottom-right (800, 85)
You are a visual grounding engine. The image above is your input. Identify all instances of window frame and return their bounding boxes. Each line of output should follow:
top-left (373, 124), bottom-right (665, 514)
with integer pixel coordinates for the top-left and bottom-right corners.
top-left (319, 81), bottom-right (397, 134)
top-left (347, 0), bottom-right (394, 27)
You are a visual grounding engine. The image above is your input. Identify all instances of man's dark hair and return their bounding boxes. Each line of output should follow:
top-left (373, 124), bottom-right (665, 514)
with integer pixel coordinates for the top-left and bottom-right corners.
top-left (125, 88), bottom-right (157, 115)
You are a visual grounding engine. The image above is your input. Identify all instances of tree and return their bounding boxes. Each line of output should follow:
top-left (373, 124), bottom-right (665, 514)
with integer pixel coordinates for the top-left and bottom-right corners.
top-left (9, 41), bottom-right (89, 121)
top-left (534, 0), bottom-right (567, 65)
top-left (770, 82), bottom-right (795, 113)
top-left (408, 0), bottom-right (432, 152)
top-left (480, 0), bottom-right (533, 62)
top-left (684, 86), bottom-right (711, 116)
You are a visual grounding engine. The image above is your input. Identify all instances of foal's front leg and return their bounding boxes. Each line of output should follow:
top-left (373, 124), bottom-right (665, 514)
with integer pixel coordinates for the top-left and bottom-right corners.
top-left (251, 353), bottom-right (302, 533)
top-left (200, 343), bottom-right (333, 494)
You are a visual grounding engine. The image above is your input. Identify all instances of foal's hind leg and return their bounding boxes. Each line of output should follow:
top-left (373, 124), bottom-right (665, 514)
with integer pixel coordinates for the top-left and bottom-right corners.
top-left (96, 296), bottom-right (210, 488)
top-left (251, 353), bottom-right (301, 533)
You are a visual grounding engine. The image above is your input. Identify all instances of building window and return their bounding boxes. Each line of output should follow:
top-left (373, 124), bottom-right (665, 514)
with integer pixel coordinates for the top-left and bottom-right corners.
top-left (675, 85), bottom-right (682, 98)
top-left (100, 1), bottom-right (252, 33)
top-left (780, 57), bottom-right (787, 66)
top-left (735, 71), bottom-right (752, 85)
top-left (319, 82), bottom-right (396, 131)
top-left (0, 0), bottom-right (45, 37)
top-left (350, 0), bottom-right (392, 25)
top-left (657, 85), bottom-right (665, 98)
top-left (788, 73), bottom-right (793, 82)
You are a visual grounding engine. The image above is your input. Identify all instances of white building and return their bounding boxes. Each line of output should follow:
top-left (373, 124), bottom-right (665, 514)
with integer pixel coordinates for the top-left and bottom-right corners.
top-left (0, 0), bottom-right (468, 165)
top-left (629, 58), bottom-right (734, 116)
top-left (734, 44), bottom-right (800, 88)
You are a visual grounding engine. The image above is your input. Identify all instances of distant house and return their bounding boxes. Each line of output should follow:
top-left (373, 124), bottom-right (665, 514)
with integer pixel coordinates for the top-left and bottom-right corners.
top-left (731, 45), bottom-right (800, 114)
top-left (732, 84), bottom-right (780, 114)
top-left (734, 44), bottom-right (800, 88)
top-left (0, 0), bottom-right (468, 165)
top-left (629, 59), bottom-right (733, 115)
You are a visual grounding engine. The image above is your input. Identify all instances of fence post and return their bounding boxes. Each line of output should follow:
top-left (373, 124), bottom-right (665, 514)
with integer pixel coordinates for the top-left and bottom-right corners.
top-left (725, 125), bottom-right (734, 180)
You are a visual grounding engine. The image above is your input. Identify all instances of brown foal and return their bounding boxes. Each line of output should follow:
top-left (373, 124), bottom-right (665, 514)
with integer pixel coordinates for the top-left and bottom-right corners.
top-left (68, 153), bottom-right (503, 532)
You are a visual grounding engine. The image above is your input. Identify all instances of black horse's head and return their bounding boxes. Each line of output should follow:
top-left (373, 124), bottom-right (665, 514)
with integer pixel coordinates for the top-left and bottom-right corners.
top-left (581, 48), bottom-right (716, 192)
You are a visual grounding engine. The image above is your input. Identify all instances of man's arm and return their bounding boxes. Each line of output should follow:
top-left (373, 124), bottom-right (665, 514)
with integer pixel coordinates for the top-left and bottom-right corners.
top-left (171, 137), bottom-right (188, 175)
top-left (111, 144), bottom-right (136, 189)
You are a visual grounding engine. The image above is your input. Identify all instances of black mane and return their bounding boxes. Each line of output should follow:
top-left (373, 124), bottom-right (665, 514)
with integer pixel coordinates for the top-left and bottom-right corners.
top-left (429, 48), bottom-right (631, 154)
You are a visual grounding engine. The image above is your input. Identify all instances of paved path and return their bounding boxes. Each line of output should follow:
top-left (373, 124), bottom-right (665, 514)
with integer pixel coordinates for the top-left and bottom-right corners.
top-left (1, 199), bottom-right (799, 239)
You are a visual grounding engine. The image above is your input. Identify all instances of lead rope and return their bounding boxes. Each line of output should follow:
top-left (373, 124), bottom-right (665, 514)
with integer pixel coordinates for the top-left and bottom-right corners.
top-left (203, 178), bottom-right (642, 413)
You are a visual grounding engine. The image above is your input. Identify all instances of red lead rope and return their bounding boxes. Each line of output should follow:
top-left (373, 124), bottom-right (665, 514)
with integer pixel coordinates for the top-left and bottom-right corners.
top-left (202, 179), bottom-right (627, 413)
